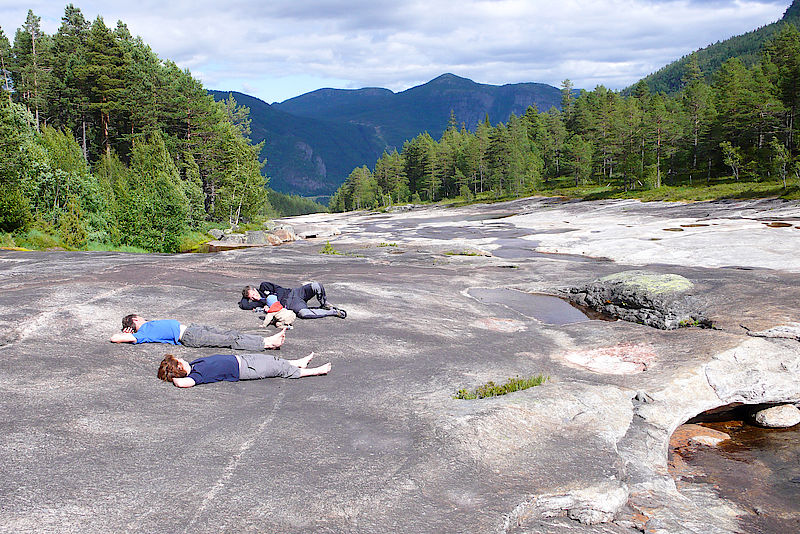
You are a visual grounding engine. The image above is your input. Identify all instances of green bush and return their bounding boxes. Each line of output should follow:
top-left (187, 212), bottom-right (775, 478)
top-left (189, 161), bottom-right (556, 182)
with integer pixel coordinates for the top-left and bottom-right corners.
top-left (59, 196), bottom-right (88, 250)
top-left (0, 185), bottom-right (32, 232)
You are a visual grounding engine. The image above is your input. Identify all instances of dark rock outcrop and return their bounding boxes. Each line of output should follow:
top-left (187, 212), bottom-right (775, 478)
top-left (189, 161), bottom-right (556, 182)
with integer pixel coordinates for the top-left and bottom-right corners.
top-left (565, 270), bottom-right (711, 330)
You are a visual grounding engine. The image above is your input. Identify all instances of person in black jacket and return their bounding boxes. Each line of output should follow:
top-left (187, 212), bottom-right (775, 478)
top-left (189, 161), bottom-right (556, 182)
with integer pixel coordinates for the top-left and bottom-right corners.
top-left (239, 281), bottom-right (346, 319)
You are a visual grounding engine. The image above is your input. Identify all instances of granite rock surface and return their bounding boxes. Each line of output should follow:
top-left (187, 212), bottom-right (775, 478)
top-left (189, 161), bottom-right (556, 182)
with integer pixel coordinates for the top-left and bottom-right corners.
top-left (2, 197), bottom-right (799, 533)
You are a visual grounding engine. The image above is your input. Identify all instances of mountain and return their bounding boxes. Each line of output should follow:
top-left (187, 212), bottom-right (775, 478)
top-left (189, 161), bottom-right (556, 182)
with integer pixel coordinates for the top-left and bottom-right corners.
top-left (209, 90), bottom-right (386, 196)
top-left (639, 0), bottom-right (800, 93)
top-left (275, 73), bottom-right (563, 150)
top-left (210, 74), bottom-right (564, 196)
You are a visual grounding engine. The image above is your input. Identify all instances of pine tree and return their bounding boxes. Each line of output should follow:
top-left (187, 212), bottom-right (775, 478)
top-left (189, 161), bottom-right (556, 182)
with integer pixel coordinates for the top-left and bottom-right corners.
top-left (681, 54), bottom-right (714, 183)
top-left (12, 11), bottom-right (53, 129)
top-left (82, 17), bottom-right (125, 156)
top-left (0, 26), bottom-right (12, 100)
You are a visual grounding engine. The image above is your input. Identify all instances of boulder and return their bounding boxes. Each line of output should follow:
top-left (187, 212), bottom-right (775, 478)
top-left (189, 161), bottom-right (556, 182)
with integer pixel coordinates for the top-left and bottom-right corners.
top-left (208, 228), bottom-right (224, 240)
top-left (753, 404), bottom-right (800, 428)
top-left (275, 224), bottom-right (296, 240)
top-left (266, 233), bottom-right (283, 246)
top-left (245, 231), bottom-right (267, 244)
top-left (220, 233), bottom-right (245, 243)
top-left (564, 270), bottom-right (710, 330)
top-left (272, 228), bottom-right (295, 242)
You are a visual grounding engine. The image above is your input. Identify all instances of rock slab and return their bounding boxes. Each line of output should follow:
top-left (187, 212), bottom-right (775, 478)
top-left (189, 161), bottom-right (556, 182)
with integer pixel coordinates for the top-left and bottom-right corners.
top-left (565, 270), bottom-right (710, 330)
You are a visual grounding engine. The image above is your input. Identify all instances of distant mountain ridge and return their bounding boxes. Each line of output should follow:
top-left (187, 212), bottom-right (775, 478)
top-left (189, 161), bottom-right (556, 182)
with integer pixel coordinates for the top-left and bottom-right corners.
top-left (639, 0), bottom-right (800, 93)
top-left (211, 74), bottom-right (564, 196)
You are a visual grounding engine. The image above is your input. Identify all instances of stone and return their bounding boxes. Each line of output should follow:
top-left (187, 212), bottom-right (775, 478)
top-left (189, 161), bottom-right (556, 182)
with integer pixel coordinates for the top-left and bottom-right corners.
top-left (670, 423), bottom-right (731, 448)
top-left (753, 404), bottom-right (800, 428)
top-left (564, 270), bottom-right (710, 330)
top-left (245, 231), bottom-right (267, 244)
top-left (220, 233), bottom-right (245, 243)
top-left (208, 228), bottom-right (224, 240)
top-left (272, 228), bottom-right (295, 242)
top-left (266, 233), bottom-right (283, 246)
top-left (273, 225), bottom-right (296, 241)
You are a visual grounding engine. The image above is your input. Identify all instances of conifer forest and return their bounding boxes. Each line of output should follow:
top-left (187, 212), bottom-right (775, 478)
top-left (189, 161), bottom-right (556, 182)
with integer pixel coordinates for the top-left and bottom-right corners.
top-left (330, 25), bottom-right (800, 211)
top-left (0, 6), bottom-right (271, 252)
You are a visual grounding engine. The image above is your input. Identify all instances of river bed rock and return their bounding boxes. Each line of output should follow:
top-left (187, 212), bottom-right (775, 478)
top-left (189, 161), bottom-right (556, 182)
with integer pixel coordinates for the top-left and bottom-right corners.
top-left (753, 404), bottom-right (800, 428)
top-left (1, 196), bottom-right (799, 534)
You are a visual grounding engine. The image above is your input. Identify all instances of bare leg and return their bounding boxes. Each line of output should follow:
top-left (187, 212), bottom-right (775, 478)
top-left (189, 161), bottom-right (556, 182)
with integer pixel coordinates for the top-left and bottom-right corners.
top-left (299, 362), bottom-right (331, 377)
top-left (288, 352), bottom-right (314, 368)
top-left (263, 327), bottom-right (287, 349)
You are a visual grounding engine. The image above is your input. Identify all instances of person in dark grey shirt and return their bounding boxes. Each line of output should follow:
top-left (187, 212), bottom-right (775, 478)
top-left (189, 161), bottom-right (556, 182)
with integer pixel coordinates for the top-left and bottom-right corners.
top-left (239, 281), bottom-right (346, 319)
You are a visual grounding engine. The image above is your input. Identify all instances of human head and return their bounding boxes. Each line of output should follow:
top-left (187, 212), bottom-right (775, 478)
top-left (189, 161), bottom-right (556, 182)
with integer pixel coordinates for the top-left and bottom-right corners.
top-left (121, 314), bottom-right (145, 332)
top-left (242, 286), bottom-right (260, 301)
top-left (157, 354), bottom-right (189, 382)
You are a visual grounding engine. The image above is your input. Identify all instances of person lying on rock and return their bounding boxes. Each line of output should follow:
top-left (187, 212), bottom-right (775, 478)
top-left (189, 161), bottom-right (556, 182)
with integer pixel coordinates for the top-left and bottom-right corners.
top-left (157, 352), bottom-right (331, 388)
top-left (110, 314), bottom-right (286, 350)
top-left (239, 281), bottom-right (347, 319)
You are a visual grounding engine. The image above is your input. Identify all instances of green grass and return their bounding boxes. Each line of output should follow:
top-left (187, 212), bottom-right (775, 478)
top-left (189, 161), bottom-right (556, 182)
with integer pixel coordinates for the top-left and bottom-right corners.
top-left (377, 242), bottom-right (397, 247)
top-left (454, 374), bottom-right (548, 400)
top-left (537, 175), bottom-right (800, 202)
top-left (319, 241), bottom-right (341, 255)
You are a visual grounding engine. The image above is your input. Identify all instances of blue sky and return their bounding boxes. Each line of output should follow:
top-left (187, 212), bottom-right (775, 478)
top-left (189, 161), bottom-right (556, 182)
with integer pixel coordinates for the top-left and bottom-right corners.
top-left (0, 1), bottom-right (789, 103)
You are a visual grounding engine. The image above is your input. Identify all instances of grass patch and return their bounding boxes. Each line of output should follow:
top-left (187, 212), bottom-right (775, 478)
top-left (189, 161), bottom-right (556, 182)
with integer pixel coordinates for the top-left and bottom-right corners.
top-left (444, 251), bottom-right (481, 256)
top-left (454, 374), bottom-right (548, 400)
top-left (13, 229), bottom-right (63, 250)
top-left (319, 241), bottom-right (341, 255)
top-left (378, 242), bottom-right (397, 247)
top-left (86, 241), bottom-right (149, 253)
top-left (179, 229), bottom-right (215, 252)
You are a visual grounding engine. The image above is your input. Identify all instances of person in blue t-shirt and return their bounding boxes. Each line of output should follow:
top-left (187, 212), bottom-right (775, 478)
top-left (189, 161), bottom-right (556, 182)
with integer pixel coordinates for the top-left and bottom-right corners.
top-left (157, 352), bottom-right (331, 388)
top-left (110, 314), bottom-right (286, 351)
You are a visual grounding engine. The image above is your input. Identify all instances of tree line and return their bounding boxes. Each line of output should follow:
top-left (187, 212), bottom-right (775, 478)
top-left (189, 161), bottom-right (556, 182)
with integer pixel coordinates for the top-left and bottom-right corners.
top-left (0, 5), bottom-right (272, 252)
top-left (330, 24), bottom-right (800, 212)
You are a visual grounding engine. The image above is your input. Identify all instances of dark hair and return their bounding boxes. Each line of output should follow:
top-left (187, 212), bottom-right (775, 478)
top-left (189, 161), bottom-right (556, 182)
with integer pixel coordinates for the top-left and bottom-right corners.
top-left (158, 354), bottom-right (188, 382)
top-left (242, 285), bottom-right (257, 299)
top-left (121, 314), bottom-right (139, 332)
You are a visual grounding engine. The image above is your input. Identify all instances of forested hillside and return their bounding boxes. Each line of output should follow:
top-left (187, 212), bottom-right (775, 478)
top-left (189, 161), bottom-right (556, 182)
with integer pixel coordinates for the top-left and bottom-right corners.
top-left (209, 90), bottom-right (386, 196)
top-left (640, 0), bottom-right (800, 93)
top-left (0, 6), bottom-right (272, 252)
top-left (330, 26), bottom-right (800, 211)
top-left (251, 74), bottom-right (564, 196)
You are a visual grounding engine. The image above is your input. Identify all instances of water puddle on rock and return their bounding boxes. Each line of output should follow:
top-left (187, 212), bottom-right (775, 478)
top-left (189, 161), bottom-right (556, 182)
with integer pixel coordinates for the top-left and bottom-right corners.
top-left (670, 418), bottom-right (800, 534)
top-left (491, 238), bottom-right (605, 262)
top-left (467, 288), bottom-right (594, 325)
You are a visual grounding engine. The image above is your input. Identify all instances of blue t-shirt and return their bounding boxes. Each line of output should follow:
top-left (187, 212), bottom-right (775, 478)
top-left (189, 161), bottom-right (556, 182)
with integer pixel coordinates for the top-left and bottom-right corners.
top-left (133, 319), bottom-right (181, 344)
top-left (188, 355), bottom-right (240, 385)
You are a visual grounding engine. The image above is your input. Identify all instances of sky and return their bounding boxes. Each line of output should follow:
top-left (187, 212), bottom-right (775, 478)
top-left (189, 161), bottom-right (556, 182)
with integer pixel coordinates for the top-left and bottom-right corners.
top-left (0, 0), bottom-right (791, 103)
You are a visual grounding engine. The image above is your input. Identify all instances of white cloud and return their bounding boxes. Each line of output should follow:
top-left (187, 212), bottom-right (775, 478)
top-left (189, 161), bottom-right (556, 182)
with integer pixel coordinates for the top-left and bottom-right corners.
top-left (1, 0), bottom-right (789, 102)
